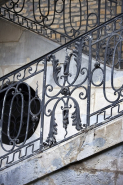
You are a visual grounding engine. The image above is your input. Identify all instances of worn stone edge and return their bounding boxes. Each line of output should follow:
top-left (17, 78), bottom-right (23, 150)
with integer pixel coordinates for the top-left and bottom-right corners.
top-left (0, 117), bottom-right (123, 185)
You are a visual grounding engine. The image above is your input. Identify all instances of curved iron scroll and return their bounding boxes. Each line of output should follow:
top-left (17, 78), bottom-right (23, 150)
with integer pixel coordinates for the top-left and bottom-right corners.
top-left (44, 38), bottom-right (88, 146)
top-left (0, 13), bottom-right (123, 171)
top-left (0, 0), bottom-right (119, 39)
top-left (0, 82), bottom-right (42, 152)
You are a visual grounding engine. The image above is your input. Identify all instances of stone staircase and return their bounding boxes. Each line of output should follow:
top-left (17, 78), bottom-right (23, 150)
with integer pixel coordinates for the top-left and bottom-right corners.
top-left (0, 0), bottom-right (123, 176)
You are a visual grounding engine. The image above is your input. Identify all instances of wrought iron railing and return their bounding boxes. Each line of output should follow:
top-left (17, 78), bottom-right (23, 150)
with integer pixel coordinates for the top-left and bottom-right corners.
top-left (0, 0), bottom-right (123, 44)
top-left (0, 13), bottom-right (123, 170)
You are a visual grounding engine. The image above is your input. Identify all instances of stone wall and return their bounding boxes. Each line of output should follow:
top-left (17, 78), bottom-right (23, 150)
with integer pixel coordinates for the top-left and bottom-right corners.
top-left (2, 0), bottom-right (122, 42)
top-left (46, 0), bottom-right (122, 35)
top-left (30, 144), bottom-right (123, 185)
top-left (0, 19), bottom-right (60, 74)
top-left (0, 116), bottom-right (123, 185)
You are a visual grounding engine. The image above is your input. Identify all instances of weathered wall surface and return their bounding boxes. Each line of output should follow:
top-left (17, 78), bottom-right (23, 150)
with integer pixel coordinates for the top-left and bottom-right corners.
top-left (0, 116), bottom-right (123, 185)
top-left (29, 144), bottom-right (123, 185)
top-left (0, 19), bottom-right (60, 75)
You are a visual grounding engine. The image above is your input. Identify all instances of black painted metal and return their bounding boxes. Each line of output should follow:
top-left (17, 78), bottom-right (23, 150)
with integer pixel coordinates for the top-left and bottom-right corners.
top-left (122, 0), bottom-right (123, 13)
top-left (0, 13), bottom-right (123, 170)
top-left (0, 0), bottom-right (123, 171)
top-left (0, 83), bottom-right (40, 145)
top-left (0, 0), bottom-right (121, 44)
top-left (0, 0), bottom-right (9, 6)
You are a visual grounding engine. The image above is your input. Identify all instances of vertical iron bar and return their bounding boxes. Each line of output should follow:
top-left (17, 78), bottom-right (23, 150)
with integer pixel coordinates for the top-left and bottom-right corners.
top-left (86, 35), bottom-right (92, 127)
top-left (104, 0), bottom-right (107, 36)
top-left (0, 119), bottom-right (1, 146)
top-left (105, 0), bottom-right (107, 22)
top-left (121, 0), bottom-right (123, 69)
top-left (40, 58), bottom-right (47, 151)
top-left (97, 0), bottom-right (101, 26)
top-left (119, 41), bottom-right (122, 69)
top-left (122, 0), bottom-right (123, 13)
top-left (96, 0), bottom-right (101, 62)
top-left (115, 0), bottom-right (117, 17)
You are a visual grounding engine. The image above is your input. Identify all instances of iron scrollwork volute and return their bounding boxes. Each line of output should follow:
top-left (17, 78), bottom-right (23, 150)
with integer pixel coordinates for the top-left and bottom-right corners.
top-left (94, 61), bottom-right (100, 69)
top-left (61, 87), bottom-right (70, 96)
top-left (0, 82), bottom-right (42, 146)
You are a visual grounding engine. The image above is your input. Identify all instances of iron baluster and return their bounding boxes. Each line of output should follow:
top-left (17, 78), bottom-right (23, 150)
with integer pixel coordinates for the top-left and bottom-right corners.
top-left (97, 0), bottom-right (101, 26)
top-left (40, 58), bottom-right (47, 151)
top-left (122, 0), bottom-right (123, 13)
top-left (0, 3), bottom-right (123, 170)
top-left (63, 50), bottom-right (70, 86)
top-left (86, 35), bottom-right (92, 127)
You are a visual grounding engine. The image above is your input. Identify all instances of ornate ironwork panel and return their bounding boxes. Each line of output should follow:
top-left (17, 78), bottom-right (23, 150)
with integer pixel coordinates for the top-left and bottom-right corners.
top-left (0, 0), bottom-right (122, 44)
top-left (0, 11), bottom-right (123, 171)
